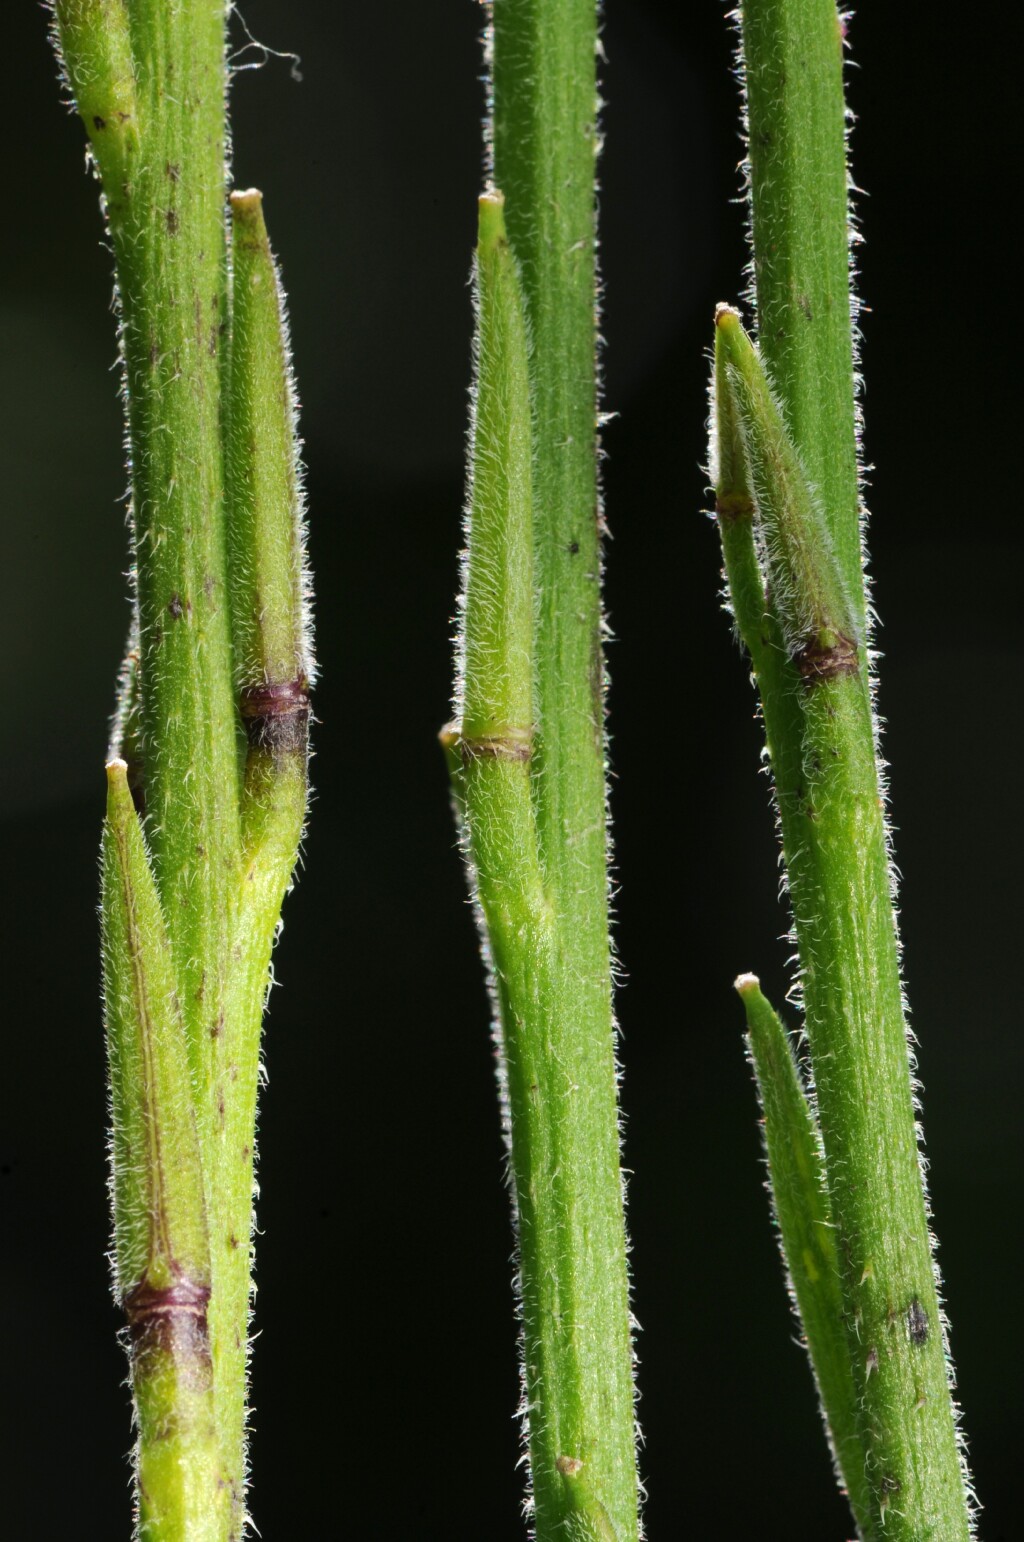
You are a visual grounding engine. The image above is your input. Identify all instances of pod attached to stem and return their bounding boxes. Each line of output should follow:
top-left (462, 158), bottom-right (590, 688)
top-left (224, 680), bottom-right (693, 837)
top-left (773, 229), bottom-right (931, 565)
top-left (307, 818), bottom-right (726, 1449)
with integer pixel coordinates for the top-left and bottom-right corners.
top-left (450, 188), bottom-right (635, 1541)
top-left (712, 304), bottom-right (971, 1538)
top-left (102, 759), bottom-right (228, 1542)
top-left (735, 973), bottom-right (869, 1532)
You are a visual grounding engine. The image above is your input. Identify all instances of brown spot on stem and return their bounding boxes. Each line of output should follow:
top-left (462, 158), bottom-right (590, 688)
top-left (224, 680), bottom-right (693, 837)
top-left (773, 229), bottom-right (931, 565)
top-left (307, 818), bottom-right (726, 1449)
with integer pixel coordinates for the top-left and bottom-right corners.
top-left (124, 1274), bottom-right (213, 1382)
top-left (556, 1455), bottom-right (583, 1477)
top-left (795, 630), bottom-right (859, 684)
top-left (92, 115), bottom-right (107, 131)
top-left (715, 493), bottom-right (755, 523)
top-left (165, 208), bottom-right (179, 236)
top-left (165, 161), bottom-right (180, 182)
top-left (239, 676), bottom-right (310, 754)
top-left (167, 593), bottom-right (186, 621)
top-left (458, 729), bottom-right (532, 764)
top-left (907, 1297), bottom-right (930, 1346)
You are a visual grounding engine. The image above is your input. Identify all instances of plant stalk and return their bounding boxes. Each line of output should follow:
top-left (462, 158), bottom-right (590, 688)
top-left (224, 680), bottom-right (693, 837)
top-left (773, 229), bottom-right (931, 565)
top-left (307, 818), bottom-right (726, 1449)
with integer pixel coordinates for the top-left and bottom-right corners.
top-left (54, 7), bottom-right (310, 1535)
top-left (453, 4), bottom-right (640, 1527)
top-left (713, 302), bottom-right (972, 1536)
top-left (735, 11), bottom-right (976, 1525)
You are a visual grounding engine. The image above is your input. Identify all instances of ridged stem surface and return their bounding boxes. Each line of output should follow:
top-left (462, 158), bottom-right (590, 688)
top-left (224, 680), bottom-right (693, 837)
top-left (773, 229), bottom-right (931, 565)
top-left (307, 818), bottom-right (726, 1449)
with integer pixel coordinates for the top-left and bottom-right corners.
top-left (459, 17), bottom-right (640, 1521)
top-left (54, 8), bottom-right (310, 1534)
top-left (714, 301), bottom-right (971, 1537)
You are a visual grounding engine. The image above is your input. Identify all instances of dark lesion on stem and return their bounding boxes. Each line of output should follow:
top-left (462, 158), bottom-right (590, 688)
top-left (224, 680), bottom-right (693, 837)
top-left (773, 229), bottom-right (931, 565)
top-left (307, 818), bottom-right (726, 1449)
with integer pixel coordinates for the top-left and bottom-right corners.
top-left (794, 629), bottom-right (860, 684)
top-left (715, 492), bottom-right (755, 524)
top-left (124, 1272), bottom-right (213, 1376)
top-left (456, 726), bottom-right (534, 764)
top-left (239, 675), bottom-right (310, 754)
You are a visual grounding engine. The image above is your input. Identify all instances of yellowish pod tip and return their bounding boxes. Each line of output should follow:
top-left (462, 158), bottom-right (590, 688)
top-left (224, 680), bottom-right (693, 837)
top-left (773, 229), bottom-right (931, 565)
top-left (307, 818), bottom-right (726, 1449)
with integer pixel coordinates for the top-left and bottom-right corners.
top-left (714, 304), bottom-right (752, 373)
top-left (477, 187), bottom-right (508, 254)
top-left (105, 757), bottom-right (132, 813)
top-left (230, 187), bottom-right (268, 255)
top-left (230, 186), bottom-right (264, 219)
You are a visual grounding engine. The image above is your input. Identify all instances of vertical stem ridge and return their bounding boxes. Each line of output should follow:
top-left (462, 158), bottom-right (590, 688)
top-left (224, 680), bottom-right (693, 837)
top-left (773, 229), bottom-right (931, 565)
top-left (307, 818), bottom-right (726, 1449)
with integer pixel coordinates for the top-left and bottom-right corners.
top-left (738, 0), bottom-right (863, 613)
top-left (712, 298), bottom-right (973, 1536)
top-left (485, 3), bottom-right (639, 1536)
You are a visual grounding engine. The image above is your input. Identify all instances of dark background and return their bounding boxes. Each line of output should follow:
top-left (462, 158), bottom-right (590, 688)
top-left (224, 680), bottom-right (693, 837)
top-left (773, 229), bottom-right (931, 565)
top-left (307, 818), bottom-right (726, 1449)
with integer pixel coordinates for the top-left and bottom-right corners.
top-left (2, 4), bottom-right (1020, 1537)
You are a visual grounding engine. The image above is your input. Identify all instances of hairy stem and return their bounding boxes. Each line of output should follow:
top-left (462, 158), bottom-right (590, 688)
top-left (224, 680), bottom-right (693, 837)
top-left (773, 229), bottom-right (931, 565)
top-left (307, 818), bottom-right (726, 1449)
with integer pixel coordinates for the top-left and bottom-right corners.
top-left (54, 8), bottom-right (311, 1534)
top-left (739, 0), bottom-right (862, 609)
top-left (732, 4), bottom-right (975, 1521)
top-left (714, 303), bottom-right (971, 1537)
top-left (464, 4), bottom-right (639, 1534)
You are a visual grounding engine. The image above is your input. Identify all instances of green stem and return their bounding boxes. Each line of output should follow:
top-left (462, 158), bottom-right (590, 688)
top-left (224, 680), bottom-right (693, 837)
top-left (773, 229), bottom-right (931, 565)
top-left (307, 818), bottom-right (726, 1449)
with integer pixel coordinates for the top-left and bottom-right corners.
top-left (739, 0), bottom-right (862, 611)
top-left (55, 4), bottom-right (245, 1519)
top-left (714, 307), bottom-right (972, 1537)
top-left (468, 5), bottom-right (638, 1533)
top-left (730, 1), bottom-right (975, 1525)
top-left (55, 10), bottom-right (310, 1535)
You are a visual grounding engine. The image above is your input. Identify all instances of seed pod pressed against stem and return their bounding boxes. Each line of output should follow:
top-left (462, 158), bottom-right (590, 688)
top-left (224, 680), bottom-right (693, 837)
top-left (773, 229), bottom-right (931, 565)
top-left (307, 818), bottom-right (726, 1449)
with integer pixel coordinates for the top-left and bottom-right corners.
top-left (734, 973), bottom-right (869, 1532)
top-left (715, 10), bottom-right (976, 1528)
top-left (53, 4), bottom-right (312, 1533)
top-left (480, 7), bottom-right (638, 1532)
top-left (103, 760), bottom-right (228, 1542)
top-left (449, 174), bottom-right (637, 1538)
top-left (713, 300), bottom-right (971, 1537)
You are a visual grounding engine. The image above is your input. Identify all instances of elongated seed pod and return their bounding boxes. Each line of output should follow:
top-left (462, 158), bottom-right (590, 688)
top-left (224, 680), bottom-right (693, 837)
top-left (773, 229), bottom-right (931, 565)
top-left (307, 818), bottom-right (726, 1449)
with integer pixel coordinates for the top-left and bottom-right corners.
top-left (102, 759), bottom-right (228, 1542)
top-left (713, 303), bottom-right (968, 1535)
top-left (735, 974), bottom-right (870, 1533)
top-left (715, 306), bottom-right (858, 681)
top-left (226, 189), bottom-right (312, 743)
top-left (459, 191), bottom-right (535, 752)
top-left (454, 188), bottom-right (629, 1541)
top-left (710, 307), bottom-right (767, 653)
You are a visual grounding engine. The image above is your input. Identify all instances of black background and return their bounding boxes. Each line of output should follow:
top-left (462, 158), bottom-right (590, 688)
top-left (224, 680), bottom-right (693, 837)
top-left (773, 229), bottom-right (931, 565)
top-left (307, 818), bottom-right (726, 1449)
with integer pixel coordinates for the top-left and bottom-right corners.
top-left (2, 4), bottom-right (1021, 1537)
